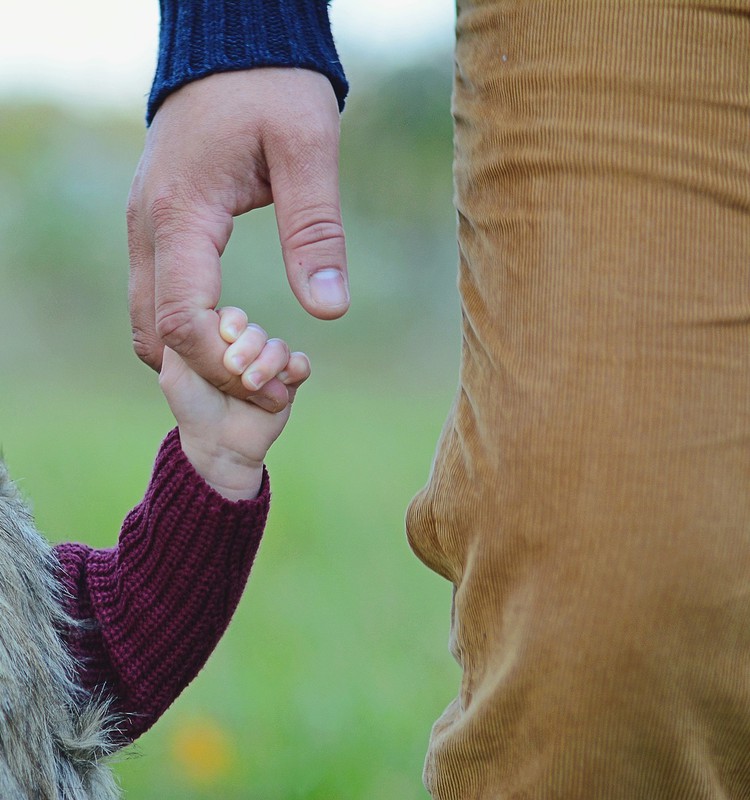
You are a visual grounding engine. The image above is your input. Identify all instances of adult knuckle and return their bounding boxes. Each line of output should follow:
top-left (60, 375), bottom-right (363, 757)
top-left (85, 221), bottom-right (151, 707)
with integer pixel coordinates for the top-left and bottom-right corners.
top-left (155, 303), bottom-right (199, 355)
top-left (268, 111), bottom-right (337, 150)
top-left (148, 192), bottom-right (189, 233)
top-left (283, 216), bottom-right (346, 254)
top-left (147, 181), bottom-right (206, 235)
top-left (125, 197), bottom-right (140, 236)
top-left (131, 328), bottom-right (160, 369)
top-left (131, 337), bottom-right (153, 364)
top-left (299, 124), bottom-right (337, 156)
top-left (266, 115), bottom-right (338, 188)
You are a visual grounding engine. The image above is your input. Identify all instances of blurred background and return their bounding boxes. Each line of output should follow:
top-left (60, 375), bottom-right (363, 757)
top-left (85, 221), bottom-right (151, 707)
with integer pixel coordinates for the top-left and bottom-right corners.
top-left (0, 1), bottom-right (461, 797)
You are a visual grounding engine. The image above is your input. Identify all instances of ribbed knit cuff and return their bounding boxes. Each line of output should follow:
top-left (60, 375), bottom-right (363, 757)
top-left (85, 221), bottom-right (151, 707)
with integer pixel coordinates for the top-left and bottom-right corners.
top-left (147, 0), bottom-right (348, 124)
top-left (75, 428), bottom-right (270, 741)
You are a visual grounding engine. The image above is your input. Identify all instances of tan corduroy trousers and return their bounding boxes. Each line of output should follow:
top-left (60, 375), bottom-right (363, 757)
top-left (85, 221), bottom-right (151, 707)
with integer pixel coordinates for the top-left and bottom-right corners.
top-left (405, 2), bottom-right (750, 798)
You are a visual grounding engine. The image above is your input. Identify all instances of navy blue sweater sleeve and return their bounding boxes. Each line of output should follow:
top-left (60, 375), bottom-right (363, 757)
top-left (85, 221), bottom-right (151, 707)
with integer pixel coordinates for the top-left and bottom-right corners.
top-left (148, 0), bottom-right (348, 124)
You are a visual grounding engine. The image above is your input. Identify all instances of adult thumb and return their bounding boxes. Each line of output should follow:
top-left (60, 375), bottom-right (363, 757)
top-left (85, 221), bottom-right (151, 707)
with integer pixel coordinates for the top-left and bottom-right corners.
top-left (269, 111), bottom-right (350, 320)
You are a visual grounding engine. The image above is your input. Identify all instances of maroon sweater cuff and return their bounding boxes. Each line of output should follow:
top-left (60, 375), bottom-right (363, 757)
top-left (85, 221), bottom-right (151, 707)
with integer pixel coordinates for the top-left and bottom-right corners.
top-left (55, 428), bottom-right (270, 742)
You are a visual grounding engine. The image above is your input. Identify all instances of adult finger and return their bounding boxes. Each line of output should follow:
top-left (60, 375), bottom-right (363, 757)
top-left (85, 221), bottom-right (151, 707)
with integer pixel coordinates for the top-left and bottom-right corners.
top-left (153, 207), bottom-right (289, 411)
top-left (267, 83), bottom-right (350, 320)
top-left (127, 183), bottom-right (163, 371)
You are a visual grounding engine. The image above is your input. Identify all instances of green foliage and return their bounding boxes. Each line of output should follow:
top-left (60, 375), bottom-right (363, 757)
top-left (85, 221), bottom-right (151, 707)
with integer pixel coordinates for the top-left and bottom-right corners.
top-left (0, 53), bottom-right (462, 798)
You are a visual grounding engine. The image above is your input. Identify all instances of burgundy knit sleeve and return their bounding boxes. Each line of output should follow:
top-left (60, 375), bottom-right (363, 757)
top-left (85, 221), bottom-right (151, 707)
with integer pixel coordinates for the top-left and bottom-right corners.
top-left (54, 428), bottom-right (270, 743)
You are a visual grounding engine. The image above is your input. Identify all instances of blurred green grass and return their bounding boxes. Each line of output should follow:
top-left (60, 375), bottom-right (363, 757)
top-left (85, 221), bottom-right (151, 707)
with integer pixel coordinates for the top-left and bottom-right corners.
top-left (0, 53), bottom-right (464, 797)
top-left (0, 369), bottom-right (459, 799)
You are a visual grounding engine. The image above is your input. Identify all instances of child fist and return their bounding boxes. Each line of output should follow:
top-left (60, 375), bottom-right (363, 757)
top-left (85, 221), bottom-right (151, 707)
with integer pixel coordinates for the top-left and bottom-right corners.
top-left (159, 307), bottom-right (310, 501)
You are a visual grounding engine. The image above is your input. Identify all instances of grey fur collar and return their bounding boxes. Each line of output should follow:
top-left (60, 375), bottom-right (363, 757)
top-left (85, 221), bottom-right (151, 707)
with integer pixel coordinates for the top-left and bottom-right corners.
top-left (0, 461), bottom-right (121, 800)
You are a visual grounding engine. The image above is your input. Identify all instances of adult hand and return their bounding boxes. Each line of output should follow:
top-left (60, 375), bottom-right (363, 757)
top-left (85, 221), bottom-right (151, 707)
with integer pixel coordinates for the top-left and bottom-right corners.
top-left (127, 68), bottom-right (349, 412)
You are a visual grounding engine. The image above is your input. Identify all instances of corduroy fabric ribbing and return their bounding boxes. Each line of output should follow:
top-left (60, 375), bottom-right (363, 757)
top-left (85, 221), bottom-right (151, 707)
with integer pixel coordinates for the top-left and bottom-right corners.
top-left (406, 2), bottom-right (750, 797)
top-left (147, 0), bottom-right (347, 124)
top-left (55, 428), bottom-right (270, 742)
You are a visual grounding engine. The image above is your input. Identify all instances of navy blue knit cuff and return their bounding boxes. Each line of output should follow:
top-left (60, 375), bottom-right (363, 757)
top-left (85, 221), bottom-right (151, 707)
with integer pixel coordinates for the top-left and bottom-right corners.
top-left (147, 0), bottom-right (348, 125)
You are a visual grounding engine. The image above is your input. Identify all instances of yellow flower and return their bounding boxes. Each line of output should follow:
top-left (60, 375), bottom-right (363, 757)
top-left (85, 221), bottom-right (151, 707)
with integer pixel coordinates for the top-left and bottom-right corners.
top-left (170, 715), bottom-right (236, 785)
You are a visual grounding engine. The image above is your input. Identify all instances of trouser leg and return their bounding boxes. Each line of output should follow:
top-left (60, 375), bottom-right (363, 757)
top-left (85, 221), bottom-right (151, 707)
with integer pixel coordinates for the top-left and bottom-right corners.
top-left (406, 3), bottom-right (750, 797)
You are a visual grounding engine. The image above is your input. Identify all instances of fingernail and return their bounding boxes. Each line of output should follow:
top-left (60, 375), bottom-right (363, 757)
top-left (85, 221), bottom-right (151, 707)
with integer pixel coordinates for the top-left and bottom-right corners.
top-left (221, 323), bottom-right (242, 343)
top-left (309, 269), bottom-right (349, 308)
top-left (244, 370), bottom-right (263, 390)
top-left (228, 354), bottom-right (246, 374)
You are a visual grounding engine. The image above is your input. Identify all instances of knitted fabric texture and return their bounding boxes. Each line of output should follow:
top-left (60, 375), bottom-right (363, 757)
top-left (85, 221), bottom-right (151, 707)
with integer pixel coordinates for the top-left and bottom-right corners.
top-left (56, 428), bottom-right (270, 743)
top-left (148, 0), bottom-right (348, 124)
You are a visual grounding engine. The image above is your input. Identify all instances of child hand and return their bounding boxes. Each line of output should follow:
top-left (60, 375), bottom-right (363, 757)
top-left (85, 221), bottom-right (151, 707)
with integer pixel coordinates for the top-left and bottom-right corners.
top-left (159, 307), bottom-right (310, 501)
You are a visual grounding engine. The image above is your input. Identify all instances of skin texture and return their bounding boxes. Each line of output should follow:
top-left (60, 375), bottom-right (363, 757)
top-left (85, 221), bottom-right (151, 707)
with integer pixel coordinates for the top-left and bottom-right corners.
top-left (127, 68), bottom-right (348, 413)
top-left (160, 306), bottom-right (310, 501)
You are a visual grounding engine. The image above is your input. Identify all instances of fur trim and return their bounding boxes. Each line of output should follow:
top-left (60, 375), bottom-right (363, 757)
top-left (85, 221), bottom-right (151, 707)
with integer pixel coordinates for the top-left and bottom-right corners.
top-left (0, 461), bottom-right (121, 799)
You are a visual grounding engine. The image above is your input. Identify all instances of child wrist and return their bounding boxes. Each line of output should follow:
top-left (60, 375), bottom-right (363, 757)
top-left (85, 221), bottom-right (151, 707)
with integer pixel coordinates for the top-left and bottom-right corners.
top-left (178, 435), bottom-right (265, 501)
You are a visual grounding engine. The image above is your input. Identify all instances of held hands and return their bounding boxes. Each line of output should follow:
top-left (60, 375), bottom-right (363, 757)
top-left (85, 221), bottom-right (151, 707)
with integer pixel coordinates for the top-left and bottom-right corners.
top-left (159, 307), bottom-right (310, 502)
top-left (127, 69), bottom-right (349, 413)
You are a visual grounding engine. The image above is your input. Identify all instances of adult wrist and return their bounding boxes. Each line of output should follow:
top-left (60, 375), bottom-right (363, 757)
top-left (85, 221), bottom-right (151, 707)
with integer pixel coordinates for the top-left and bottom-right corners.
top-left (148, 0), bottom-right (348, 125)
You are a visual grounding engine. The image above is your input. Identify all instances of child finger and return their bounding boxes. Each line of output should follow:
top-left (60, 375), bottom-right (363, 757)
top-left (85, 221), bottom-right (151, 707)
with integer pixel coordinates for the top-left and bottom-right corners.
top-left (277, 352), bottom-right (311, 386)
top-left (279, 352), bottom-right (311, 403)
top-left (218, 307), bottom-right (249, 344)
top-left (223, 323), bottom-right (268, 375)
top-left (241, 338), bottom-right (291, 392)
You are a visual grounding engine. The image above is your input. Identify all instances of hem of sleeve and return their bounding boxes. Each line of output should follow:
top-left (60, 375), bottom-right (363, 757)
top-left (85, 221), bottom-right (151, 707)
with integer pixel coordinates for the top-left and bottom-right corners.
top-left (147, 0), bottom-right (348, 124)
top-left (79, 428), bottom-right (270, 739)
